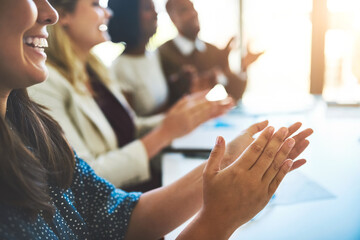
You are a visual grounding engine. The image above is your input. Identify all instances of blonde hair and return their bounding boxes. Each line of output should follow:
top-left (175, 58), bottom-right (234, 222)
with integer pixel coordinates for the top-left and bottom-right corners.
top-left (46, 14), bottom-right (111, 94)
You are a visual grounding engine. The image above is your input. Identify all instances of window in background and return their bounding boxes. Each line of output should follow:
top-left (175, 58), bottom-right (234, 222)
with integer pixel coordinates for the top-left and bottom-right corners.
top-left (241, 0), bottom-right (313, 110)
top-left (152, 0), bottom-right (314, 110)
top-left (323, 0), bottom-right (360, 104)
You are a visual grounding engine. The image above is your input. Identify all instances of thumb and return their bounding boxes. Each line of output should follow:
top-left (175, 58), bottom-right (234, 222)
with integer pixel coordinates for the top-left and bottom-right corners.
top-left (204, 136), bottom-right (226, 176)
top-left (226, 36), bottom-right (236, 50)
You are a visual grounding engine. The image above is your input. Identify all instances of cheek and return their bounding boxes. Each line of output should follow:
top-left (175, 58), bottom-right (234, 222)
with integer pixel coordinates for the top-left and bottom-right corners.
top-left (0, 38), bottom-right (24, 77)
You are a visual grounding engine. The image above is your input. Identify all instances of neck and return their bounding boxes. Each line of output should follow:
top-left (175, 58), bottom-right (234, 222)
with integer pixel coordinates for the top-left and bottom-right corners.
top-left (0, 90), bottom-right (10, 119)
top-left (180, 33), bottom-right (197, 41)
top-left (123, 38), bottom-right (148, 56)
top-left (124, 46), bottom-right (146, 55)
top-left (75, 49), bottom-right (90, 65)
top-left (73, 43), bottom-right (91, 65)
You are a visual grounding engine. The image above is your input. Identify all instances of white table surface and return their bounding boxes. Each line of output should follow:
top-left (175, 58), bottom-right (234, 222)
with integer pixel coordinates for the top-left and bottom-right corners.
top-left (162, 100), bottom-right (360, 240)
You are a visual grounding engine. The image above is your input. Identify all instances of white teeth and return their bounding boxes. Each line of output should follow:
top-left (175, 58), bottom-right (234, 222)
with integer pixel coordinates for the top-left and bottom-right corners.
top-left (23, 37), bottom-right (48, 48)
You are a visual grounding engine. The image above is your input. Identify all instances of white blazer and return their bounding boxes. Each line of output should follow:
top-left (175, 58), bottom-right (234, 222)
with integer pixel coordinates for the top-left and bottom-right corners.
top-left (28, 65), bottom-right (164, 187)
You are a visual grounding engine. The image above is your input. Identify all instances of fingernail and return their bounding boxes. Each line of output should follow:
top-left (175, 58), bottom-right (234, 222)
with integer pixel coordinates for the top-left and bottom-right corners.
top-left (216, 136), bottom-right (222, 145)
top-left (268, 126), bottom-right (274, 134)
top-left (288, 138), bottom-right (295, 147)
top-left (281, 127), bottom-right (288, 136)
top-left (286, 160), bottom-right (293, 170)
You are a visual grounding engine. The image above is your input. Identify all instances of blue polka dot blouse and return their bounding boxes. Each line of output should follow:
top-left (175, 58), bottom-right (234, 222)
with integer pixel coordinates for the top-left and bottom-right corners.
top-left (0, 154), bottom-right (142, 239)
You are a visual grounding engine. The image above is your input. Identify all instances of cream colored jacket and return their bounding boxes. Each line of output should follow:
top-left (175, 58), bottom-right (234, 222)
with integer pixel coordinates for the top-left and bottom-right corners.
top-left (28, 65), bottom-right (164, 187)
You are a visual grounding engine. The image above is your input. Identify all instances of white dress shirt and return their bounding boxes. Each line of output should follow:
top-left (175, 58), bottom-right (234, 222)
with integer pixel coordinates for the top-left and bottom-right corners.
top-left (111, 50), bottom-right (169, 116)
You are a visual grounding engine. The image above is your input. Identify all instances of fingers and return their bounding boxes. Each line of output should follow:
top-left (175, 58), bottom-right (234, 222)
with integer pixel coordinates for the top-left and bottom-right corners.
top-left (288, 139), bottom-right (310, 160)
top-left (236, 126), bottom-right (274, 170)
top-left (290, 159), bottom-right (306, 172)
top-left (191, 97), bottom-right (233, 120)
top-left (268, 159), bottom-right (293, 196)
top-left (262, 138), bottom-right (295, 183)
top-left (204, 136), bottom-right (226, 177)
top-left (172, 95), bottom-right (191, 110)
top-left (245, 120), bottom-right (269, 136)
top-left (173, 91), bottom-right (210, 112)
top-left (250, 127), bottom-right (289, 175)
top-left (225, 36), bottom-right (236, 50)
top-left (292, 128), bottom-right (313, 142)
top-left (286, 122), bottom-right (302, 138)
top-left (181, 98), bottom-right (233, 134)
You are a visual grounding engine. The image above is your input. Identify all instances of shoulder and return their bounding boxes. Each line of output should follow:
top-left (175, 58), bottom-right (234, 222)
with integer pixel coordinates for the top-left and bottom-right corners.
top-left (46, 65), bottom-right (72, 86)
top-left (159, 39), bottom-right (174, 48)
top-left (204, 41), bottom-right (220, 52)
top-left (158, 39), bottom-right (177, 54)
top-left (71, 153), bottom-right (141, 204)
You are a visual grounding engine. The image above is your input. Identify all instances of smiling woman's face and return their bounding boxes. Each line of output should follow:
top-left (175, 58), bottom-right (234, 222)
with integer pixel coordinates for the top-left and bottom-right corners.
top-left (58, 0), bottom-right (112, 53)
top-left (0, 0), bottom-right (58, 93)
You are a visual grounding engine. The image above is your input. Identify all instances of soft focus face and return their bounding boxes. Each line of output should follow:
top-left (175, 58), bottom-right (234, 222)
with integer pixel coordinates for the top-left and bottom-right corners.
top-left (139, 0), bottom-right (158, 40)
top-left (59, 0), bottom-right (112, 52)
top-left (168, 0), bottom-right (200, 40)
top-left (0, 0), bottom-right (58, 92)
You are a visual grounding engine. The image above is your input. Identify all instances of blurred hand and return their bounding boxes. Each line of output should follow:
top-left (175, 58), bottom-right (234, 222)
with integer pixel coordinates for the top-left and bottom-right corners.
top-left (241, 44), bottom-right (264, 71)
top-left (194, 69), bottom-right (219, 92)
top-left (201, 126), bottom-right (299, 237)
top-left (161, 91), bottom-right (235, 140)
top-left (219, 37), bottom-right (236, 70)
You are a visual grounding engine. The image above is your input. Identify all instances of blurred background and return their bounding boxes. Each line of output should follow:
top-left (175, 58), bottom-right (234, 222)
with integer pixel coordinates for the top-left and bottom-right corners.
top-left (95, 0), bottom-right (360, 106)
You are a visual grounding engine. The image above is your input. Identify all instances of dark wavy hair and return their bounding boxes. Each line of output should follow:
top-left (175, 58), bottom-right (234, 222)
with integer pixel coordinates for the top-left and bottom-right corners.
top-left (107, 0), bottom-right (141, 49)
top-left (0, 89), bottom-right (74, 220)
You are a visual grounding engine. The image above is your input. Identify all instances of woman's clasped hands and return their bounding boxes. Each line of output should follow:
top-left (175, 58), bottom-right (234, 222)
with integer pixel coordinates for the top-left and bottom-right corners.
top-left (178, 124), bottom-right (312, 239)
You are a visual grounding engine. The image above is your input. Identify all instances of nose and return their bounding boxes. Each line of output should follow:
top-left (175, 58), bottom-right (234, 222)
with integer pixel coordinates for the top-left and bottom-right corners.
top-left (37, 0), bottom-right (59, 25)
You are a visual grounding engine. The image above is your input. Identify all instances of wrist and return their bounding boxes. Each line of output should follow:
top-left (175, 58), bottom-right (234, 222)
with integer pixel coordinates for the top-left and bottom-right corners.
top-left (141, 126), bottom-right (172, 159)
top-left (189, 207), bottom-right (236, 239)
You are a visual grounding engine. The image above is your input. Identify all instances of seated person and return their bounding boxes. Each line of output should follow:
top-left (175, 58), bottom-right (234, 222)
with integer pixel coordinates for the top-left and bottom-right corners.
top-left (28, 0), bottom-right (234, 190)
top-left (159, 0), bottom-right (263, 102)
top-left (108, 0), bottom-right (199, 116)
top-left (0, 0), bottom-right (313, 238)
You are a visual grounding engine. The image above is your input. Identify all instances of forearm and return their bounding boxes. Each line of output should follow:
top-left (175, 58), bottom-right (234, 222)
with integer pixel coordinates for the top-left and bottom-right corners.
top-left (125, 162), bottom-right (205, 240)
top-left (176, 209), bottom-right (235, 240)
top-left (141, 125), bottom-right (172, 159)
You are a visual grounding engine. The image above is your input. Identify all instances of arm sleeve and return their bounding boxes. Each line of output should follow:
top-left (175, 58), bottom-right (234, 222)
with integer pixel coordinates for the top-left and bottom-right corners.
top-left (72, 154), bottom-right (142, 239)
top-left (110, 58), bottom-right (137, 93)
top-left (28, 70), bottom-right (151, 188)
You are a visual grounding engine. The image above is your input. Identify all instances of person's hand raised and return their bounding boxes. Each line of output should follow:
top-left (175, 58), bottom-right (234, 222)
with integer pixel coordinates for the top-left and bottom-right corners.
top-left (219, 37), bottom-right (236, 70)
top-left (199, 126), bottom-right (300, 238)
top-left (241, 44), bottom-right (264, 71)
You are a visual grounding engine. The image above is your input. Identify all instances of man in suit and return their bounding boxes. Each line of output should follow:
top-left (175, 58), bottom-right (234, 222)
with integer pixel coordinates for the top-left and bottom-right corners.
top-left (159, 0), bottom-right (263, 102)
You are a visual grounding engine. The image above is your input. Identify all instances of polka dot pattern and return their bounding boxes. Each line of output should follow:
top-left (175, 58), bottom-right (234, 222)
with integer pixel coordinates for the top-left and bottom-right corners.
top-left (0, 153), bottom-right (141, 239)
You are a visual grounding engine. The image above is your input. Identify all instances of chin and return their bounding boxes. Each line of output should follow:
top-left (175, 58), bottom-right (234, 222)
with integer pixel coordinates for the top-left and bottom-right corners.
top-left (26, 67), bottom-right (48, 87)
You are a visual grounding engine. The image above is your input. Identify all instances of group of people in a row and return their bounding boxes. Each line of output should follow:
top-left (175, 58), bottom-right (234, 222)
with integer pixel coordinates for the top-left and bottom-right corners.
top-left (0, 0), bottom-right (313, 239)
top-left (29, 0), bottom-right (266, 192)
